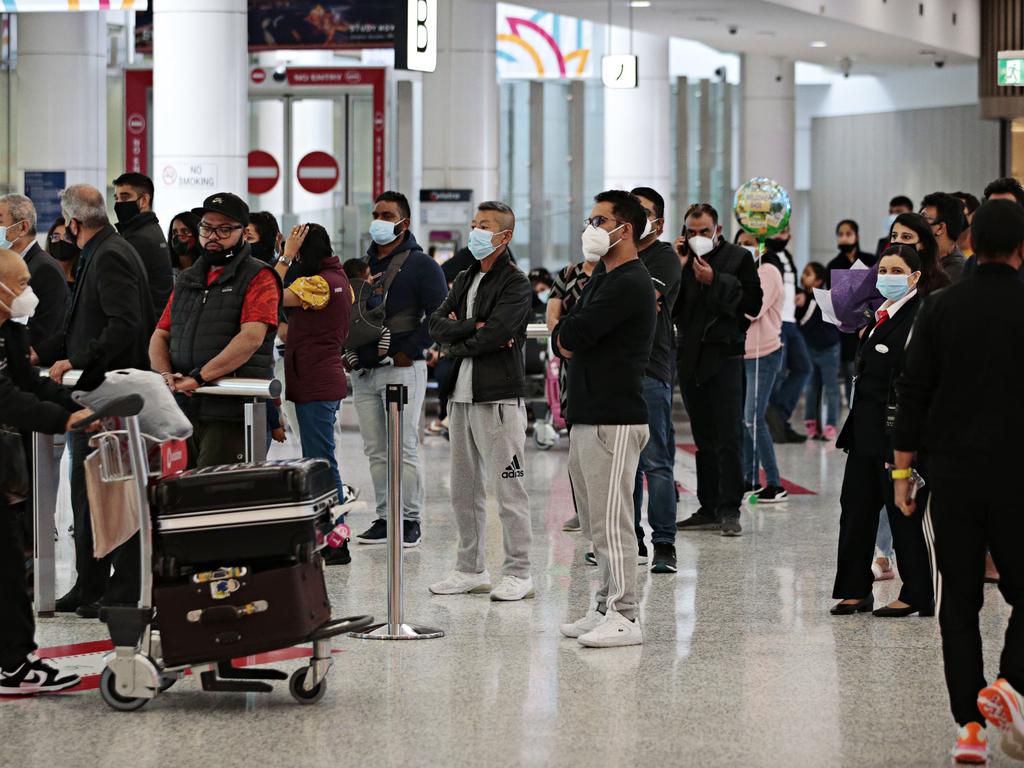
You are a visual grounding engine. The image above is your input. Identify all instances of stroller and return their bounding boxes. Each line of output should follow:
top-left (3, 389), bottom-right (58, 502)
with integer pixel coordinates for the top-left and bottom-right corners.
top-left (78, 394), bottom-right (372, 711)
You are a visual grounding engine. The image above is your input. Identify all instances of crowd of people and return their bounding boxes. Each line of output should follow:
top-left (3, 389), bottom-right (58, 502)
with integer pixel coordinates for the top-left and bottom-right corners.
top-left (0, 171), bottom-right (1021, 763)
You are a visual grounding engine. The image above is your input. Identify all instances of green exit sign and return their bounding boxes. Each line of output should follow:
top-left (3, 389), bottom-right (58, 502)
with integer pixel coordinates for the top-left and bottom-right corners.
top-left (998, 50), bottom-right (1024, 85)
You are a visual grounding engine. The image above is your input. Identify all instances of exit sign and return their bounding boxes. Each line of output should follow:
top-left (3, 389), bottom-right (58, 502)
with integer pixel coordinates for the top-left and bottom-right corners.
top-left (998, 50), bottom-right (1024, 86)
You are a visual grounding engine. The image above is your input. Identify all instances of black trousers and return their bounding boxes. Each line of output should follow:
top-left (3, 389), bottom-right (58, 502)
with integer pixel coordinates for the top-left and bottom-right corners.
top-left (833, 450), bottom-right (934, 607)
top-left (680, 356), bottom-right (744, 520)
top-left (0, 506), bottom-right (35, 669)
top-left (929, 460), bottom-right (1024, 727)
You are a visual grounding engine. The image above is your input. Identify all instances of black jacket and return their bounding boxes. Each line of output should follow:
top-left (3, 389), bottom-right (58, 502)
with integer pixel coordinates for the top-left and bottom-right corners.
top-left (0, 320), bottom-right (78, 436)
top-left (836, 294), bottom-right (920, 458)
top-left (674, 241), bottom-right (763, 385)
top-left (429, 251), bottom-right (532, 402)
top-left (894, 262), bottom-right (1024, 468)
top-left (116, 211), bottom-right (172, 315)
top-left (23, 242), bottom-right (68, 349)
top-left (36, 225), bottom-right (155, 391)
top-left (554, 259), bottom-right (656, 425)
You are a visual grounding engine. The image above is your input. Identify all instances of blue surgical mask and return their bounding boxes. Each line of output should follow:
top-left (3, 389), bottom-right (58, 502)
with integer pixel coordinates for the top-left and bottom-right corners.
top-left (467, 227), bottom-right (505, 261)
top-left (0, 226), bottom-right (10, 250)
top-left (537, 289), bottom-right (551, 303)
top-left (369, 218), bottom-right (404, 246)
top-left (876, 274), bottom-right (913, 302)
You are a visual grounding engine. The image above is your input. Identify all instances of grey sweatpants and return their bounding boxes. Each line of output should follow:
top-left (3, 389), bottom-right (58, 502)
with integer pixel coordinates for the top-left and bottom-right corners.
top-left (448, 402), bottom-right (532, 578)
top-left (569, 424), bottom-right (649, 621)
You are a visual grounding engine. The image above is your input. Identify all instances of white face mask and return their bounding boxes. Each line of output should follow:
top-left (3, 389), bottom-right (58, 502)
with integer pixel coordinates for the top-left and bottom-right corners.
top-left (742, 245), bottom-right (757, 259)
top-left (581, 223), bottom-right (624, 263)
top-left (0, 282), bottom-right (39, 320)
top-left (688, 235), bottom-right (715, 258)
top-left (641, 218), bottom-right (655, 241)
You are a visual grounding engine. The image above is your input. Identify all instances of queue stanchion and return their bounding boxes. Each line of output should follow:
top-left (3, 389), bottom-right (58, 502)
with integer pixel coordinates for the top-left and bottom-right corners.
top-left (351, 383), bottom-right (444, 641)
top-left (32, 431), bottom-right (57, 616)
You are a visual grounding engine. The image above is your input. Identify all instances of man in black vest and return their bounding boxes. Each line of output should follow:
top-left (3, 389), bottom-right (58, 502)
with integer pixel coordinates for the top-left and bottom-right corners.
top-left (112, 173), bottom-right (172, 315)
top-left (149, 193), bottom-right (281, 468)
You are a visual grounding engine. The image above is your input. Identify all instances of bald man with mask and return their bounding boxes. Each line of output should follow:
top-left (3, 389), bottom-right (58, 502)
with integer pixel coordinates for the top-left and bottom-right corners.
top-left (0, 249), bottom-right (92, 694)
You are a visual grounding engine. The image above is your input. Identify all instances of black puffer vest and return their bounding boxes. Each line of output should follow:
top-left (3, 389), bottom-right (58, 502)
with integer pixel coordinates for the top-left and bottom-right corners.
top-left (169, 247), bottom-right (279, 422)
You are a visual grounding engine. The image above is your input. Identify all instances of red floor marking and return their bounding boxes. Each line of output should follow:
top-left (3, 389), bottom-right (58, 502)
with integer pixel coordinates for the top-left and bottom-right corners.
top-left (675, 443), bottom-right (817, 495)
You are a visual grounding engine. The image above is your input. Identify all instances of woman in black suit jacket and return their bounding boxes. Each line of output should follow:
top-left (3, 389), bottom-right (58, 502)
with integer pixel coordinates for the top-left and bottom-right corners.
top-left (831, 244), bottom-right (947, 617)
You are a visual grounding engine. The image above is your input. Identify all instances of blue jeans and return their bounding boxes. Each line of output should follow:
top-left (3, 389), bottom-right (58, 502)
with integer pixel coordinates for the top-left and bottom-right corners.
top-left (770, 322), bottom-right (812, 419)
top-left (632, 376), bottom-right (676, 546)
top-left (743, 349), bottom-right (783, 486)
top-left (351, 361), bottom-right (427, 521)
top-left (294, 400), bottom-right (344, 508)
top-left (804, 344), bottom-right (842, 427)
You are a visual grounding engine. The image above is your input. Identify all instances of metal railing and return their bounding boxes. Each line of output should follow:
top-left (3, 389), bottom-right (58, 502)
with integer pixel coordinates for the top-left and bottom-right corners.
top-left (32, 371), bottom-right (280, 616)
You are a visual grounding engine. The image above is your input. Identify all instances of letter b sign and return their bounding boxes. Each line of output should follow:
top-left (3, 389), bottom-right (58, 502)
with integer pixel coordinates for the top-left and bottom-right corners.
top-left (397, 0), bottom-right (437, 73)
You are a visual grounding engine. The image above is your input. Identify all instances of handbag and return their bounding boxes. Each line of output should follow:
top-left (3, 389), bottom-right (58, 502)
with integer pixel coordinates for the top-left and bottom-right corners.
top-left (0, 426), bottom-right (29, 505)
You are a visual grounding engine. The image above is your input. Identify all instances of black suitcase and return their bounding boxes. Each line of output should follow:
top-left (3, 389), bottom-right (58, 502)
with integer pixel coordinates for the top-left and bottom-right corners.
top-left (150, 459), bottom-right (338, 570)
top-left (154, 558), bottom-right (331, 668)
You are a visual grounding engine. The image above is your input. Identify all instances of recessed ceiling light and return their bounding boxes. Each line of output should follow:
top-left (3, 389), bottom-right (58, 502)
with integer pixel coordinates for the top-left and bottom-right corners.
top-left (629, 0), bottom-right (652, 7)
top-left (810, 41), bottom-right (828, 48)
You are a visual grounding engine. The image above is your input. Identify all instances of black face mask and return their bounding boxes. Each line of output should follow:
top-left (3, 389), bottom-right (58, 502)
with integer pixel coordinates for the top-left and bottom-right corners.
top-left (202, 240), bottom-right (245, 267)
top-left (765, 237), bottom-right (788, 252)
top-left (49, 240), bottom-right (79, 262)
top-left (838, 242), bottom-right (857, 254)
top-left (249, 240), bottom-right (276, 265)
top-left (171, 237), bottom-right (193, 256)
top-left (114, 200), bottom-right (140, 224)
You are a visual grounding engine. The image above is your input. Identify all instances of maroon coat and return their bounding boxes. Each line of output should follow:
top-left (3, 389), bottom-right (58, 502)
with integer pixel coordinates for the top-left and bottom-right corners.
top-left (283, 256), bottom-right (351, 404)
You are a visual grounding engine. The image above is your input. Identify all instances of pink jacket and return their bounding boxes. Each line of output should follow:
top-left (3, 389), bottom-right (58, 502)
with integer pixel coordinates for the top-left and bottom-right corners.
top-left (744, 261), bottom-right (784, 360)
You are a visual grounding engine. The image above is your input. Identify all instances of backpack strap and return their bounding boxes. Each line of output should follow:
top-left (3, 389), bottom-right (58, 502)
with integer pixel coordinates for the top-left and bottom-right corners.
top-left (376, 249), bottom-right (412, 301)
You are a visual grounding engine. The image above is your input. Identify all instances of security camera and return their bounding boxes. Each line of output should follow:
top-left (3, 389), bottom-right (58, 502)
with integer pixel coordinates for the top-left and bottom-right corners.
top-left (728, 24), bottom-right (738, 35)
top-left (272, 65), bottom-right (287, 82)
top-left (934, 57), bottom-right (947, 69)
top-left (774, 74), bottom-right (783, 83)
top-left (839, 57), bottom-right (852, 79)
top-left (714, 66), bottom-right (726, 80)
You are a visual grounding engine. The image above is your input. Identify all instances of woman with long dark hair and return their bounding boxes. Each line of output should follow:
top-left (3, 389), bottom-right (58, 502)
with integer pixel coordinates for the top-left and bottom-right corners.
top-left (889, 212), bottom-right (951, 295)
top-left (275, 223), bottom-right (353, 564)
top-left (166, 211), bottom-right (200, 274)
top-left (831, 244), bottom-right (937, 618)
top-left (45, 216), bottom-right (80, 292)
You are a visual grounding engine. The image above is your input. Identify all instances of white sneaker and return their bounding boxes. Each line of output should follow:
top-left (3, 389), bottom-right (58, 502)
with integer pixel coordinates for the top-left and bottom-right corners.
top-left (490, 574), bottom-right (536, 601)
top-left (428, 570), bottom-right (492, 595)
top-left (560, 608), bottom-right (605, 638)
top-left (577, 609), bottom-right (642, 648)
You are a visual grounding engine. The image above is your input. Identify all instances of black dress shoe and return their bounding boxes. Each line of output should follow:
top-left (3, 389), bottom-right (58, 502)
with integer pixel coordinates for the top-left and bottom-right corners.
top-left (830, 597), bottom-right (874, 615)
top-left (54, 589), bottom-right (82, 613)
top-left (873, 602), bottom-right (935, 618)
top-left (75, 601), bottom-right (102, 619)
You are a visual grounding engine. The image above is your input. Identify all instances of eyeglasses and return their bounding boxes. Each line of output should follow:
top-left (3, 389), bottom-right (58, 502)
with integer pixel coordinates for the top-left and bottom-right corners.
top-left (199, 222), bottom-right (243, 239)
top-left (584, 215), bottom-right (621, 229)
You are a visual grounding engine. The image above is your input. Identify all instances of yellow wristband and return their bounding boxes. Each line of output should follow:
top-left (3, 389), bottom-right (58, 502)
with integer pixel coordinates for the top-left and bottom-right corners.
top-left (890, 468), bottom-right (913, 480)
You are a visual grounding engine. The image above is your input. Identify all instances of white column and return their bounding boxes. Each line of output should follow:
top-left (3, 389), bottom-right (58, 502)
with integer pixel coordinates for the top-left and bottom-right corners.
top-left (420, 0), bottom-right (498, 213)
top-left (603, 29), bottom-right (671, 224)
top-left (152, 0), bottom-right (247, 227)
top-left (16, 12), bottom-right (107, 194)
top-left (740, 54), bottom-right (795, 196)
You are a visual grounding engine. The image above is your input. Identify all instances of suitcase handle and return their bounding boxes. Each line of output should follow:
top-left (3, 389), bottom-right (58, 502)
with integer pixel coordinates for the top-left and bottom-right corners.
top-left (187, 600), bottom-right (268, 625)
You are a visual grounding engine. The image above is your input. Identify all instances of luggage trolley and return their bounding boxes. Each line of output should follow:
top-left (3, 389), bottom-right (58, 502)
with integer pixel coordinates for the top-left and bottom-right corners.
top-left (77, 395), bottom-right (373, 711)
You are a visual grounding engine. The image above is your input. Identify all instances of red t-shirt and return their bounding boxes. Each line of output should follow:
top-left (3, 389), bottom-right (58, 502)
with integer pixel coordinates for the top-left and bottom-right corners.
top-left (157, 268), bottom-right (280, 332)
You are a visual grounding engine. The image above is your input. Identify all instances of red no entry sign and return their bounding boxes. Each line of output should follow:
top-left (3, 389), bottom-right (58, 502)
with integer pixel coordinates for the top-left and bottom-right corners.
top-left (296, 151), bottom-right (340, 194)
top-left (248, 150), bottom-right (280, 195)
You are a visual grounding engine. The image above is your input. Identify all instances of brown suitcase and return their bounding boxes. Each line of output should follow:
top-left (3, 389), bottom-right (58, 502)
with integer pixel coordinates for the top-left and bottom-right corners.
top-left (154, 559), bottom-right (331, 669)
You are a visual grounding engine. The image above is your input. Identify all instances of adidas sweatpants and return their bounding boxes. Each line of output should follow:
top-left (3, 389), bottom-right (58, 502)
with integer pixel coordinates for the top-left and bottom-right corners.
top-left (448, 402), bottom-right (532, 578)
top-left (569, 424), bottom-right (649, 621)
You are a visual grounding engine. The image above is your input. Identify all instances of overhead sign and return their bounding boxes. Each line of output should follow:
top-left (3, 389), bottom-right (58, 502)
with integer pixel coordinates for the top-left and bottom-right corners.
top-left (124, 69), bottom-right (152, 175)
top-left (296, 152), bottom-right (340, 194)
top-left (998, 50), bottom-right (1024, 86)
top-left (23, 171), bottom-right (65, 230)
top-left (248, 150), bottom-right (280, 196)
top-left (602, 55), bottom-right (638, 89)
top-left (419, 189), bottom-right (472, 203)
top-left (160, 161), bottom-right (219, 192)
top-left (395, 0), bottom-right (437, 73)
top-left (248, 0), bottom-right (396, 51)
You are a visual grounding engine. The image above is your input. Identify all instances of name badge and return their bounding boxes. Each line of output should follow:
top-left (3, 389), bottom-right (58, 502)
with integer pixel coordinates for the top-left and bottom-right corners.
top-left (874, 344), bottom-right (889, 354)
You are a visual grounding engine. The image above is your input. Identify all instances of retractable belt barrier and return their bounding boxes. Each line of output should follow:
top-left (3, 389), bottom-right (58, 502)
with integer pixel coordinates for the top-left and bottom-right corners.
top-left (526, 323), bottom-right (549, 339)
top-left (351, 384), bottom-right (444, 641)
top-left (31, 371), bottom-right (280, 616)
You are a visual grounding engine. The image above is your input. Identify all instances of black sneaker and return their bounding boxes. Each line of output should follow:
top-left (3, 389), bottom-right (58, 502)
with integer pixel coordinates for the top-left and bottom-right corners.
top-left (0, 654), bottom-right (80, 695)
top-left (403, 521), bottom-right (422, 548)
top-left (677, 511), bottom-right (721, 531)
top-left (720, 517), bottom-right (743, 537)
top-left (341, 484), bottom-right (360, 504)
top-left (651, 543), bottom-right (677, 574)
top-left (756, 485), bottom-right (789, 504)
top-left (584, 551), bottom-right (597, 566)
top-left (743, 481), bottom-right (765, 495)
top-left (323, 540), bottom-right (351, 565)
top-left (356, 519), bottom-right (388, 544)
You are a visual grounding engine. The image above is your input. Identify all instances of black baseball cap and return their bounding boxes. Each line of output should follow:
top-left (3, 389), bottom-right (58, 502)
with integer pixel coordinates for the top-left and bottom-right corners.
top-left (192, 192), bottom-right (250, 226)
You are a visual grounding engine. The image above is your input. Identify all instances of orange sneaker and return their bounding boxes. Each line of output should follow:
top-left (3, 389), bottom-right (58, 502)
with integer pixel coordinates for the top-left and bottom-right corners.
top-left (952, 723), bottom-right (988, 764)
top-left (978, 679), bottom-right (1024, 760)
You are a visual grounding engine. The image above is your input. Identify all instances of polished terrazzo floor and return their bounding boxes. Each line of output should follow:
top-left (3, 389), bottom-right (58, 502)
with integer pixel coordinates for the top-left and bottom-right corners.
top-left (3, 402), bottom-right (1015, 768)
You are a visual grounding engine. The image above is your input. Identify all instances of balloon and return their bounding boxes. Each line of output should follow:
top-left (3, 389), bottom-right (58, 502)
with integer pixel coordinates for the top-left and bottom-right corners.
top-left (733, 177), bottom-right (792, 239)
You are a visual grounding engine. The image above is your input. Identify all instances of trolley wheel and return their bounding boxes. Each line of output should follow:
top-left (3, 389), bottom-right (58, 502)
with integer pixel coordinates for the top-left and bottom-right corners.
top-left (288, 667), bottom-right (327, 705)
top-left (99, 667), bottom-right (150, 712)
